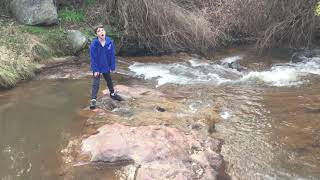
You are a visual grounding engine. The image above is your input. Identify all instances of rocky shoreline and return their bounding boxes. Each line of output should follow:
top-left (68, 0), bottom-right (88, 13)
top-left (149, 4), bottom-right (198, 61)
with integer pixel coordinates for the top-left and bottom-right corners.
top-left (57, 79), bottom-right (229, 179)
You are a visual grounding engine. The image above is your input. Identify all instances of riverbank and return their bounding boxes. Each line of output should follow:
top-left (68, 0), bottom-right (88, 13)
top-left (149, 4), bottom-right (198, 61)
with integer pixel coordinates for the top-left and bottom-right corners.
top-left (1, 0), bottom-right (318, 89)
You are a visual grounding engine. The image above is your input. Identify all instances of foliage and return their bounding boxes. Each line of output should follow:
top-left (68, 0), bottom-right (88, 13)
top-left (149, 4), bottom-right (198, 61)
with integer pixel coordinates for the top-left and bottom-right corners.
top-left (84, 0), bottom-right (317, 54)
top-left (97, 0), bottom-right (217, 54)
top-left (0, 47), bottom-right (36, 88)
top-left (59, 8), bottom-right (85, 23)
top-left (104, 25), bottom-right (121, 42)
top-left (21, 26), bottom-right (47, 34)
top-left (315, 1), bottom-right (320, 16)
top-left (31, 44), bottom-right (52, 61)
top-left (42, 28), bottom-right (73, 56)
top-left (84, 0), bottom-right (96, 6)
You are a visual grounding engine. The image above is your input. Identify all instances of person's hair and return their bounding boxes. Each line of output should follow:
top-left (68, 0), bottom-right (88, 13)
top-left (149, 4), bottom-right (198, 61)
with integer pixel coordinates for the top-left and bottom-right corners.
top-left (94, 24), bottom-right (104, 34)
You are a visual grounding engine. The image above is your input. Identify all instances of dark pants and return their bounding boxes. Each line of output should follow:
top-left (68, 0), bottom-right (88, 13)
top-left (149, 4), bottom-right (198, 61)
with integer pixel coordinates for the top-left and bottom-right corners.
top-left (91, 72), bottom-right (114, 99)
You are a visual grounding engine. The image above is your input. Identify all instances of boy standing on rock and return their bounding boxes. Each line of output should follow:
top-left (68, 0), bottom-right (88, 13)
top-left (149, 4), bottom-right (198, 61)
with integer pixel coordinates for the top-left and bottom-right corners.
top-left (89, 24), bottom-right (123, 110)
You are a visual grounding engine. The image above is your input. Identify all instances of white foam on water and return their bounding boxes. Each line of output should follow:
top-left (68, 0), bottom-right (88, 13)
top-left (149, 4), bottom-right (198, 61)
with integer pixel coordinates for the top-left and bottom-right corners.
top-left (221, 56), bottom-right (242, 64)
top-left (128, 63), bottom-right (192, 86)
top-left (240, 57), bottom-right (320, 87)
top-left (241, 67), bottom-right (303, 86)
top-left (128, 62), bottom-right (234, 86)
top-left (128, 56), bottom-right (320, 87)
top-left (188, 58), bottom-right (210, 67)
top-left (220, 111), bottom-right (230, 119)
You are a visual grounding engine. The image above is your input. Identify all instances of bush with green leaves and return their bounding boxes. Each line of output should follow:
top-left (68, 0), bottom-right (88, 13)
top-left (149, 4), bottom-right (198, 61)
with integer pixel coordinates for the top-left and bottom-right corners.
top-left (59, 8), bottom-right (85, 23)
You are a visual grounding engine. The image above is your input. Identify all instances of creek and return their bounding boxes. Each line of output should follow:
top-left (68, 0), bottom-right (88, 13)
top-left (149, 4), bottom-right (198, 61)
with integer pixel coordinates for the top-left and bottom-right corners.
top-left (0, 47), bottom-right (319, 179)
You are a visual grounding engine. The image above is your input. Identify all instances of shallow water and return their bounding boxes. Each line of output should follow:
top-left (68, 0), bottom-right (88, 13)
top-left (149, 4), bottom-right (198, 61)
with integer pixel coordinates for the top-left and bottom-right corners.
top-left (0, 70), bottom-right (150, 179)
top-left (209, 84), bottom-right (320, 179)
top-left (127, 48), bottom-right (320, 179)
top-left (1, 47), bottom-right (320, 179)
top-left (0, 80), bottom-right (91, 179)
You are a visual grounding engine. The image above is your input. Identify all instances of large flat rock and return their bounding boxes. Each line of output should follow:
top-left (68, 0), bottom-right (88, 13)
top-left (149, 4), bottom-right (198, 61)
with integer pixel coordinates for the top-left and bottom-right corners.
top-left (81, 124), bottom-right (224, 179)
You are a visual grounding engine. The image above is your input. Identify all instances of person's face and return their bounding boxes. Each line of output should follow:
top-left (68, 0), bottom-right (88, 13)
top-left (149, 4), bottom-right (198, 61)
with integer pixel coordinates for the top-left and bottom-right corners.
top-left (96, 27), bottom-right (105, 39)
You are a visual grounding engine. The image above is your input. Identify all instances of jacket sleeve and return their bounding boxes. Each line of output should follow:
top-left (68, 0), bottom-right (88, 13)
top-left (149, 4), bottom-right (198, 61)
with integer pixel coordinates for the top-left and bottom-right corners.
top-left (110, 41), bottom-right (116, 71)
top-left (90, 42), bottom-right (98, 72)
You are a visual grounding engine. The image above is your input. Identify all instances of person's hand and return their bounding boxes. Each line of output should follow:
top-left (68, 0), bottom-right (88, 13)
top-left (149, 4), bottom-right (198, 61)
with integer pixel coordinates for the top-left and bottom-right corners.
top-left (94, 72), bottom-right (100, 77)
top-left (110, 70), bottom-right (115, 73)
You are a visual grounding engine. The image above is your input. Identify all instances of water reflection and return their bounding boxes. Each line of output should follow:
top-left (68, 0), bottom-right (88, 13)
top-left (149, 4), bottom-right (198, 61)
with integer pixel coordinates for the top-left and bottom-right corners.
top-left (0, 80), bottom-right (90, 179)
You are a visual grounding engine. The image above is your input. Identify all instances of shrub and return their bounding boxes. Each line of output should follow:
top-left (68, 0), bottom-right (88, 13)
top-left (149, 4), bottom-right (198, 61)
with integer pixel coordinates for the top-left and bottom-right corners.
top-left (84, 0), bottom-right (96, 6)
top-left (59, 8), bottom-right (85, 23)
top-left (87, 0), bottom-right (317, 54)
top-left (315, 1), bottom-right (320, 16)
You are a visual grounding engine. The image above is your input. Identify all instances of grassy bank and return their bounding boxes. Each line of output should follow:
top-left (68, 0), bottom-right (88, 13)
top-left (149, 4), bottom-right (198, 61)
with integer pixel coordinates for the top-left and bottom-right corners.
top-left (0, 19), bottom-right (74, 88)
top-left (0, 20), bottom-right (35, 88)
top-left (0, 46), bottom-right (36, 88)
top-left (0, 0), bottom-right (122, 88)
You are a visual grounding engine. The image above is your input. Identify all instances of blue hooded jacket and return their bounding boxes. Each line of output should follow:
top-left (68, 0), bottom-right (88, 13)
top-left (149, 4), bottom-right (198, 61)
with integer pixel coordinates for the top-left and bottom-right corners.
top-left (90, 36), bottom-right (116, 73)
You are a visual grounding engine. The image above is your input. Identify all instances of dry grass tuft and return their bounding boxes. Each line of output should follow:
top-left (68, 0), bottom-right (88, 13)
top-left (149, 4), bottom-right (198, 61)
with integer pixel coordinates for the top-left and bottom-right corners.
top-left (0, 46), bottom-right (36, 88)
top-left (84, 0), bottom-right (318, 54)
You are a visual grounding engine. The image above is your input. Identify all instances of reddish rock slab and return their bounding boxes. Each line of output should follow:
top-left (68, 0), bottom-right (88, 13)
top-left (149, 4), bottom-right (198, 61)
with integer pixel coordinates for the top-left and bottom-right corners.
top-left (81, 124), bottom-right (224, 179)
top-left (103, 85), bottom-right (164, 99)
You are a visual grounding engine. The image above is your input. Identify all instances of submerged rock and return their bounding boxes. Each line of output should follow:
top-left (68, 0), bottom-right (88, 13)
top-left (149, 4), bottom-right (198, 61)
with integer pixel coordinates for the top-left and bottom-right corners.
top-left (81, 124), bottom-right (224, 179)
top-left (221, 56), bottom-right (244, 71)
top-left (291, 49), bottom-right (314, 63)
top-left (155, 106), bottom-right (166, 112)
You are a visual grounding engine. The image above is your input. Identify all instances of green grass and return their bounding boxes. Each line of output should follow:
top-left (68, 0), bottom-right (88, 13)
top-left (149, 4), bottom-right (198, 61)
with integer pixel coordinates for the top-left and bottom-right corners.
top-left (32, 44), bottom-right (53, 61)
top-left (0, 55), bottom-right (36, 88)
top-left (59, 8), bottom-right (85, 23)
top-left (20, 25), bottom-right (72, 57)
top-left (316, 2), bottom-right (320, 16)
top-left (42, 28), bottom-right (73, 56)
top-left (22, 26), bottom-right (46, 34)
top-left (21, 26), bottom-right (73, 57)
top-left (84, 0), bottom-right (96, 6)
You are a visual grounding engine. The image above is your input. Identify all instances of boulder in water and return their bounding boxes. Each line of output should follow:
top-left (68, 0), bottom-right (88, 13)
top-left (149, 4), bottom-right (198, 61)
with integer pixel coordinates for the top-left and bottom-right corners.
top-left (221, 56), bottom-right (243, 71)
top-left (10, 0), bottom-right (58, 25)
top-left (291, 49), bottom-right (314, 63)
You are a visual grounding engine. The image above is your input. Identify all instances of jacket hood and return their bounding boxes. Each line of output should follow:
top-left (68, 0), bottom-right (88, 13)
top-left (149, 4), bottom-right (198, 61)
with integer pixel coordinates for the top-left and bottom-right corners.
top-left (92, 36), bottom-right (112, 47)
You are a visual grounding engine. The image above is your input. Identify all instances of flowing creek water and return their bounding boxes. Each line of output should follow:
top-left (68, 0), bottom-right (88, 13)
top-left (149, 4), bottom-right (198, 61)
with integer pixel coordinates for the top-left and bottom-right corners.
top-left (0, 47), bottom-right (320, 179)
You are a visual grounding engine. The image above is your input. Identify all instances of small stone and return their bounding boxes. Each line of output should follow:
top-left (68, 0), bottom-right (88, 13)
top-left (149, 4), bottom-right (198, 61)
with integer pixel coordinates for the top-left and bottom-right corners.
top-left (155, 106), bottom-right (166, 112)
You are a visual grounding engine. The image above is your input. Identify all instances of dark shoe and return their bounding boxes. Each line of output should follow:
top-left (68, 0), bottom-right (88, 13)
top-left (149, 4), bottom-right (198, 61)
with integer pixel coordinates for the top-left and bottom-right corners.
top-left (110, 93), bottom-right (123, 101)
top-left (89, 99), bottom-right (97, 109)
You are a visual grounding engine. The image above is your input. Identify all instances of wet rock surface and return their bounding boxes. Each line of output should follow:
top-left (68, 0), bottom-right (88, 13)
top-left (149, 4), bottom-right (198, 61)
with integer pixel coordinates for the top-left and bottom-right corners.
top-left (221, 56), bottom-right (244, 71)
top-left (61, 84), bottom-right (227, 179)
top-left (291, 49), bottom-right (314, 63)
top-left (81, 124), bottom-right (224, 180)
top-left (38, 60), bottom-right (91, 80)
